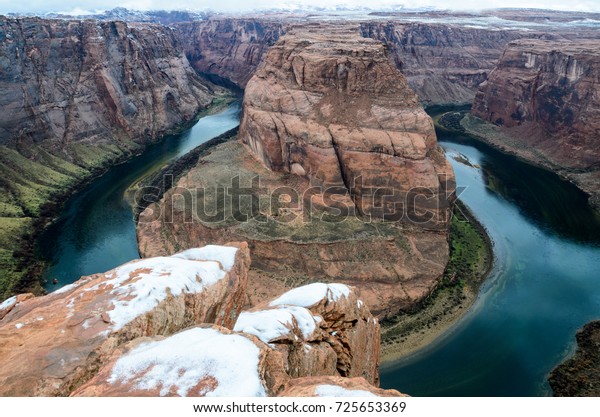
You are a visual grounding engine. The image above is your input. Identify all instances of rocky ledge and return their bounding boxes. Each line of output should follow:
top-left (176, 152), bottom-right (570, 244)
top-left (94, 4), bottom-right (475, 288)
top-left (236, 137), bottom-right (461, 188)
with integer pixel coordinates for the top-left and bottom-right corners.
top-left (137, 25), bottom-right (455, 320)
top-left (549, 320), bottom-right (600, 396)
top-left (471, 39), bottom-right (600, 209)
top-left (0, 245), bottom-right (402, 397)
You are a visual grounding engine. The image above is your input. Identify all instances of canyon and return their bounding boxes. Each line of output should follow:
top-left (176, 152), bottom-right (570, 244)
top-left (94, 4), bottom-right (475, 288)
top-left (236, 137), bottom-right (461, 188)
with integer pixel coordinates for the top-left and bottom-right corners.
top-left (0, 7), bottom-right (599, 398)
top-left (0, 16), bottom-right (220, 298)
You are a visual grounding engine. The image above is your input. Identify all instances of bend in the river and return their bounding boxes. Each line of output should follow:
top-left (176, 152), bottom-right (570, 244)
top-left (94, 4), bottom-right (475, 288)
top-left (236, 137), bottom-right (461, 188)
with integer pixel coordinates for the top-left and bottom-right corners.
top-left (380, 109), bottom-right (600, 396)
top-left (37, 103), bottom-right (241, 291)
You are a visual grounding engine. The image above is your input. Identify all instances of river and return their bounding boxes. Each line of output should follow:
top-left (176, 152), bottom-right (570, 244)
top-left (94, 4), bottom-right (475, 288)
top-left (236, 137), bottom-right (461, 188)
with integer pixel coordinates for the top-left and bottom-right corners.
top-left (38, 103), bottom-right (241, 290)
top-left (380, 118), bottom-right (600, 396)
top-left (36, 102), bottom-right (600, 396)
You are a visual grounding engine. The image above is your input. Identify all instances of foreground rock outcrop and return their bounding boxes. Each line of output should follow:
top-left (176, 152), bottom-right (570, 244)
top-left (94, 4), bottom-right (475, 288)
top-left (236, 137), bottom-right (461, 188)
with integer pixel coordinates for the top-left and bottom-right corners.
top-left (138, 25), bottom-right (455, 320)
top-left (280, 376), bottom-right (405, 397)
top-left (549, 320), bottom-right (600, 396)
top-left (470, 39), bottom-right (600, 208)
top-left (0, 250), bottom-right (403, 397)
top-left (234, 283), bottom-right (380, 385)
top-left (0, 243), bottom-right (249, 396)
top-left (72, 325), bottom-right (288, 397)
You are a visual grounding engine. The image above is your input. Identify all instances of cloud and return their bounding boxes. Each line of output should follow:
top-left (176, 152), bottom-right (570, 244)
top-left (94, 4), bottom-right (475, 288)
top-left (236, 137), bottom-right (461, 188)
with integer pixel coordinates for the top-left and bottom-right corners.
top-left (1, 0), bottom-right (599, 14)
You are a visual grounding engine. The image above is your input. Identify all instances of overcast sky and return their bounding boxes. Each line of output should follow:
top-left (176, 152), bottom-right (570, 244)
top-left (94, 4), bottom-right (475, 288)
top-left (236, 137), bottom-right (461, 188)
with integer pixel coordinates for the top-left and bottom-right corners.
top-left (1, 0), bottom-right (599, 14)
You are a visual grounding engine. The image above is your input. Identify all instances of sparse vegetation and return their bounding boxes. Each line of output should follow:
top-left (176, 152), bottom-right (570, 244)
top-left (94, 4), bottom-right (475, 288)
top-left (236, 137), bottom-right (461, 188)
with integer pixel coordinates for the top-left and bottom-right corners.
top-left (380, 201), bottom-right (493, 360)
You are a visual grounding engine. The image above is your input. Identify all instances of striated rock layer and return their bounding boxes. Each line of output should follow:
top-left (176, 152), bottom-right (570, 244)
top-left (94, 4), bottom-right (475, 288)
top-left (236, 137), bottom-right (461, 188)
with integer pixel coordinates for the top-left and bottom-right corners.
top-left (137, 26), bottom-right (455, 319)
top-left (0, 243), bottom-right (249, 396)
top-left (471, 39), bottom-right (600, 208)
top-left (240, 25), bottom-right (455, 228)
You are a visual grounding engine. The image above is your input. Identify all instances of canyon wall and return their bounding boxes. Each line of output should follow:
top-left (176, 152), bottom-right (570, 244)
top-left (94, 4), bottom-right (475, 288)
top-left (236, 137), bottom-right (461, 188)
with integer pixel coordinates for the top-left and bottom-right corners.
top-left (360, 22), bottom-right (524, 105)
top-left (175, 19), bottom-right (286, 88)
top-left (470, 39), bottom-right (600, 207)
top-left (0, 17), bottom-right (217, 297)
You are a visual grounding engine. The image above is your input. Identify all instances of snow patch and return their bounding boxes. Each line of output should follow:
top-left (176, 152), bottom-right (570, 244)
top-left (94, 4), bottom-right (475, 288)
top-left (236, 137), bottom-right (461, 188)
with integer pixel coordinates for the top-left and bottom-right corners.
top-left (96, 255), bottom-right (228, 331)
top-left (53, 282), bottom-right (79, 295)
top-left (270, 283), bottom-right (351, 308)
top-left (315, 384), bottom-right (377, 397)
top-left (171, 245), bottom-right (238, 271)
top-left (234, 305), bottom-right (320, 344)
top-left (0, 296), bottom-right (17, 311)
top-left (108, 327), bottom-right (266, 397)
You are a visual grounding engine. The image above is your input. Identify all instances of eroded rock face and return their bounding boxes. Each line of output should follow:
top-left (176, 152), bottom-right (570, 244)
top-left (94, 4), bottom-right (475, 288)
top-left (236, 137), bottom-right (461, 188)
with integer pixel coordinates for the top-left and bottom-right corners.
top-left (176, 19), bottom-right (285, 88)
top-left (471, 39), bottom-right (600, 207)
top-left (240, 25), bottom-right (455, 229)
top-left (0, 243), bottom-right (249, 396)
top-left (0, 17), bottom-right (213, 151)
top-left (360, 22), bottom-right (524, 105)
top-left (72, 325), bottom-right (289, 397)
top-left (279, 376), bottom-right (406, 397)
top-left (234, 283), bottom-right (381, 385)
top-left (473, 39), bottom-right (600, 170)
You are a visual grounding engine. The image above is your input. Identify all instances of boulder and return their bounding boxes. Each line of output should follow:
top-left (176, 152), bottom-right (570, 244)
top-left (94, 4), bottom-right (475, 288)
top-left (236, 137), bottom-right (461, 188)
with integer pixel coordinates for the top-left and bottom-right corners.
top-left (235, 283), bottom-right (381, 386)
top-left (279, 376), bottom-right (406, 397)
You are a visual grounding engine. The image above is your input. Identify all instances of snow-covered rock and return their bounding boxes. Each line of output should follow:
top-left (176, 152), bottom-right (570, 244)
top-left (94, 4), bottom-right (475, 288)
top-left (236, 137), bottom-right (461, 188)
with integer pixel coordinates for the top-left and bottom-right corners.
top-left (234, 283), bottom-right (381, 385)
top-left (0, 243), bottom-right (250, 396)
top-left (72, 325), bottom-right (288, 397)
top-left (279, 376), bottom-right (406, 397)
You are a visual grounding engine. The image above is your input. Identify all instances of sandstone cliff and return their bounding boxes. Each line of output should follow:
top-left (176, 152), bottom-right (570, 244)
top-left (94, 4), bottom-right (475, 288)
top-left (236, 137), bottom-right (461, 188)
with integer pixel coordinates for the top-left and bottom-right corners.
top-left (240, 25), bottom-right (455, 227)
top-left (0, 16), bottom-right (217, 298)
top-left (176, 18), bottom-right (285, 88)
top-left (470, 39), bottom-right (600, 208)
top-left (137, 26), bottom-right (455, 320)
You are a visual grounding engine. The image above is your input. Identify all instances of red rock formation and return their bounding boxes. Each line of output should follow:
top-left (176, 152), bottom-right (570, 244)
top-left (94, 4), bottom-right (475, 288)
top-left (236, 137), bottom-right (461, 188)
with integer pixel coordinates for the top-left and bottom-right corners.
top-left (471, 39), bottom-right (600, 207)
top-left (0, 243), bottom-right (249, 396)
top-left (234, 283), bottom-right (381, 385)
top-left (137, 25), bottom-right (454, 320)
top-left (279, 376), bottom-right (406, 397)
top-left (240, 25), bottom-right (455, 229)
